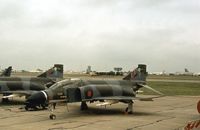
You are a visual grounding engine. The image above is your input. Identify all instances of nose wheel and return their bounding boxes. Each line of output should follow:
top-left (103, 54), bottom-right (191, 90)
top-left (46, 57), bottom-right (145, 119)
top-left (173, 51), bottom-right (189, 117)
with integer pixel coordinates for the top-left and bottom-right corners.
top-left (48, 103), bottom-right (57, 120)
top-left (80, 101), bottom-right (88, 110)
top-left (49, 114), bottom-right (56, 120)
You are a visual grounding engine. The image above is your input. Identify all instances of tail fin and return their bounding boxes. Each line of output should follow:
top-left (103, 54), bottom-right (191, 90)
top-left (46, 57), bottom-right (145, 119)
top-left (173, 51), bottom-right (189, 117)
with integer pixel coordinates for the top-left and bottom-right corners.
top-left (184, 68), bottom-right (189, 72)
top-left (37, 64), bottom-right (63, 79)
top-left (0, 66), bottom-right (12, 77)
top-left (123, 64), bottom-right (147, 81)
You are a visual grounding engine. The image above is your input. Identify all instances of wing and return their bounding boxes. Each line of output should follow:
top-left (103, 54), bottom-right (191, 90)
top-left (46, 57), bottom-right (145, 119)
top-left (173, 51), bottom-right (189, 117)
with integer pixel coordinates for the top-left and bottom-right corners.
top-left (84, 96), bottom-right (161, 102)
top-left (92, 96), bottom-right (163, 107)
top-left (137, 84), bottom-right (164, 95)
top-left (49, 99), bottom-right (66, 103)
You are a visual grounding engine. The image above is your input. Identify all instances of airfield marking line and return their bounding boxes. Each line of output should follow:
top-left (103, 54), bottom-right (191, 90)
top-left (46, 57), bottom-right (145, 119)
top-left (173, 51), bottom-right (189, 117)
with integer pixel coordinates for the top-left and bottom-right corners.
top-left (49, 119), bottom-right (110, 130)
top-left (126, 116), bottom-right (176, 130)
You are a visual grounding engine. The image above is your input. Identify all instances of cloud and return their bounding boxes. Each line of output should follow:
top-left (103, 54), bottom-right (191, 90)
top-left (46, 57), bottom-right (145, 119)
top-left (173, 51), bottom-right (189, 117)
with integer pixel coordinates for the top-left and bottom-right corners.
top-left (0, 0), bottom-right (199, 72)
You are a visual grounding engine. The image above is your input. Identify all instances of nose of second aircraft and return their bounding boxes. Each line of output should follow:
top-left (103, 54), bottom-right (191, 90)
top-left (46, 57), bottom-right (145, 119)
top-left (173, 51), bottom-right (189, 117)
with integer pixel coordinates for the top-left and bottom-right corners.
top-left (25, 91), bottom-right (48, 109)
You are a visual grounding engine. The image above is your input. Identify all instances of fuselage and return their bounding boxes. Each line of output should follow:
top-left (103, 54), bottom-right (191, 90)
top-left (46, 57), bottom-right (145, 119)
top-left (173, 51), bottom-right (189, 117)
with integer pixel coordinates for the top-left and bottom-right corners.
top-left (44, 79), bottom-right (145, 102)
top-left (0, 77), bottom-right (55, 96)
top-left (0, 81), bottom-right (45, 92)
top-left (25, 64), bottom-right (148, 110)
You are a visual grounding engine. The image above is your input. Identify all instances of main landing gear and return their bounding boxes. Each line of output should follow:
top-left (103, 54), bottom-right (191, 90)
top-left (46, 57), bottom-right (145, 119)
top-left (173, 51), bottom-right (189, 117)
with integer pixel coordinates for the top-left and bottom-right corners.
top-left (80, 101), bottom-right (88, 111)
top-left (48, 102), bottom-right (88, 120)
top-left (49, 114), bottom-right (56, 120)
top-left (125, 101), bottom-right (133, 114)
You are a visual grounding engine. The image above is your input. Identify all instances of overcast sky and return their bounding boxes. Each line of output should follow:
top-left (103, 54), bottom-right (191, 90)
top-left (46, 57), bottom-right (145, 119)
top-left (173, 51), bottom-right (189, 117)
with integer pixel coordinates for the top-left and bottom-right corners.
top-left (0, 0), bottom-right (200, 72)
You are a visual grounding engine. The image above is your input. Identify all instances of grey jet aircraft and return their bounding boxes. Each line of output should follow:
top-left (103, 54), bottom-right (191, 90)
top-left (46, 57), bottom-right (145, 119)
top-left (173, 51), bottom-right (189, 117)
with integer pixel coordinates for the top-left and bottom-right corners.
top-left (25, 64), bottom-right (163, 119)
top-left (0, 64), bottom-right (63, 104)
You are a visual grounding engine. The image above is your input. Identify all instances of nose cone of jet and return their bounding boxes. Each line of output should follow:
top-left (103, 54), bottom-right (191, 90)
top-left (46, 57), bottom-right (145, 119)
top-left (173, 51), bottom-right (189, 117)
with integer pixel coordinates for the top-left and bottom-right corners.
top-left (26, 91), bottom-right (47, 106)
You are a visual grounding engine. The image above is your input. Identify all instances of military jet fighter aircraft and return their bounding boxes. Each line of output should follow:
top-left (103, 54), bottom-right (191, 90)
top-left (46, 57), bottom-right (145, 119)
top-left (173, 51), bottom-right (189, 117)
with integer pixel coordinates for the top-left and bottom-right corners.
top-left (0, 64), bottom-right (63, 104)
top-left (25, 64), bottom-right (163, 119)
top-left (0, 66), bottom-right (12, 77)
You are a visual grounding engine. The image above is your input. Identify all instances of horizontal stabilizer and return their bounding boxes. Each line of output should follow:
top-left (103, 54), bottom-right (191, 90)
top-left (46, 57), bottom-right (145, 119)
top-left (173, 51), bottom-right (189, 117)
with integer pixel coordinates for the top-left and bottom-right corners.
top-left (138, 84), bottom-right (164, 95)
top-left (137, 95), bottom-right (164, 101)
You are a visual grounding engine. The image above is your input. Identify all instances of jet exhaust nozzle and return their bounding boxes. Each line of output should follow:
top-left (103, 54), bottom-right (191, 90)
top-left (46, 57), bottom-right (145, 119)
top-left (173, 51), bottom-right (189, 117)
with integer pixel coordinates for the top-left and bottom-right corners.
top-left (25, 91), bottom-right (48, 109)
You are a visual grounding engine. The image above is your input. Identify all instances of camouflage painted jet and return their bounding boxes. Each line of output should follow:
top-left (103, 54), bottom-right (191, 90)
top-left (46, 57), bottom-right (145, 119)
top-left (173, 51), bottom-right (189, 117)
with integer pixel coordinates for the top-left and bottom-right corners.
top-left (25, 64), bottom-right (163, 119)
top-left (0, 64), bottom-right (63, 103)
top-left (0, 66), bottom-right (12, 77)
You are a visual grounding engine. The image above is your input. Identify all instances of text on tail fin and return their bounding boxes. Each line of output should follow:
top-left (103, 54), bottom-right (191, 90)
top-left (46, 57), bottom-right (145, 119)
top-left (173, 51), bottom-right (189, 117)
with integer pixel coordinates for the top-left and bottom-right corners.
top-left (0, 66), bottom-right (12, 77)
top-left (123, 64), bottom-right (147, 81)
top-left (37, 64), bottom-right (63, 78)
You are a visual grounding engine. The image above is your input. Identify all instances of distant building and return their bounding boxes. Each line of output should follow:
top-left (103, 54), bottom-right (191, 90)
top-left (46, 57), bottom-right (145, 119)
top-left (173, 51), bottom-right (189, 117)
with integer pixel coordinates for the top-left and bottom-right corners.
top-left (114, 67), bottom-right (122, 72)
top-left (88, 66), bottom-right (124, 76)
top-left (86, 66), bottom-right (92, 74)
top-left (114, 67), bottom-right (123, 76)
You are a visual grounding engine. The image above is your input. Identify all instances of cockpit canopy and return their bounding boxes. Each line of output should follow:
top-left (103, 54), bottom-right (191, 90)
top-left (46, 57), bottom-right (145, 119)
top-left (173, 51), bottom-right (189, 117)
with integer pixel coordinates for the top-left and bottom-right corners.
top-left (49, 78), bottom-right (81, 90)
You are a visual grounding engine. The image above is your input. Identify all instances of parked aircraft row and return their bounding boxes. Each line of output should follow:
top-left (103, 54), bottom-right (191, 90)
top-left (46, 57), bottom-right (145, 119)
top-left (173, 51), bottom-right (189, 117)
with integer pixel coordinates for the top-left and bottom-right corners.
top-left (150, 68), bottom-right (200, 76)
top-left (24, 64), bottom-right (163, 119)
top-left (0, 64), bottom-right (163, 120)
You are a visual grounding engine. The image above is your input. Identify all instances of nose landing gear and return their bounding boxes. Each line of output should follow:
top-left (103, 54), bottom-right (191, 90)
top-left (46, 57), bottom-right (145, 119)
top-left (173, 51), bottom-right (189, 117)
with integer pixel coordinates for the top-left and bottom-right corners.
top-left (49, 114), bottom-right (56, 120)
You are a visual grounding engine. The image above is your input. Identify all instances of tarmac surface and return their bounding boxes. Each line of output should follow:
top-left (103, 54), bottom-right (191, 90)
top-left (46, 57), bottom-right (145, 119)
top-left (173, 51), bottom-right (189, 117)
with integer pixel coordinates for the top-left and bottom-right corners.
top-left (0, 96), bottom-right (199, 130)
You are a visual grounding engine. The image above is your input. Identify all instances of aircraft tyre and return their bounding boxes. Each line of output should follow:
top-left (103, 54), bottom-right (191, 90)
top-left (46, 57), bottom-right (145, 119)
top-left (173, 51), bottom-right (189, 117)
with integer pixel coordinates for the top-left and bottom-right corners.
top-left (125, 101), bottom-right (133, 114)
top-left (125, 107), bottom-right (133, 114)
top-left (25, 106), bottom-right (29, 111)
top-left (125, 107), bottom-right (128, 112)
top-left (80, 101), bottom-right (88, 110)
top-left (50, 114), bottom-right (56, 120)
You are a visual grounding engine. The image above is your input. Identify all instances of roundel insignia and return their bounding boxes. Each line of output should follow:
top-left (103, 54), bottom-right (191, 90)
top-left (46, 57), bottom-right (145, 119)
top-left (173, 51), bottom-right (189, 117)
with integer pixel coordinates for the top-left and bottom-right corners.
top-left (85, 89), bottom-right (93, 99)
top-left (197, 100), bottom-right (200, 114)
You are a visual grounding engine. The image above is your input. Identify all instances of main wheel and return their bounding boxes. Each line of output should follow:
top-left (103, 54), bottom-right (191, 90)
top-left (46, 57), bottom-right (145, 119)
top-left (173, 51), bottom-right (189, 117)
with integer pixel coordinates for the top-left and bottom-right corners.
top-left (25, 106), bottom-right (29, 111)
top-left (49, 114), bottom-right (56, 120)
top-left (125, 107), bottom-right (132, 114)
top-left (125, 107), bottom-right (128, 112)
top-left (80, 102), bottom-right (88, 111)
